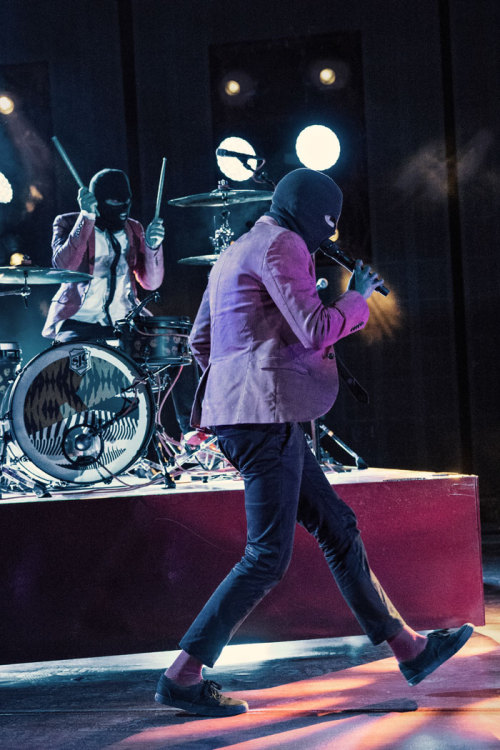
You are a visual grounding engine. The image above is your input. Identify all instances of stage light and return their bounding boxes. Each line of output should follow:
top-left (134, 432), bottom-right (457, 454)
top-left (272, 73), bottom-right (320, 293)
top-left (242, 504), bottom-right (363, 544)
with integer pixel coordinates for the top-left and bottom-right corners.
top-left (9, 253), bottom-right (25, 266)
top-left (319, 68), bottom-right (336, 86)
top-left (0, 172), bottom-right (13, 203)
top-left (224, 79), bottom-right (241, 96)
top-left (295, 125), bottom-right (341, 170)
top-left (216, 136), bottom-right (258, 182)
top-left (218, 71), bottom-right (255, 107)
top-left (308, 59), bottom-right (350, 91)
top-left (0, 95), bottom-right (15, 115)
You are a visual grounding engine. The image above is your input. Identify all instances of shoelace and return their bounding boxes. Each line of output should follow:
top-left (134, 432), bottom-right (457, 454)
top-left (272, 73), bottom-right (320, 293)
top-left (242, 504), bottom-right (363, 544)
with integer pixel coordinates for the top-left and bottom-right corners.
top-left (428, 629), bottom-right (451, 639)
top-left (203, 680), bottom-right (223, 699)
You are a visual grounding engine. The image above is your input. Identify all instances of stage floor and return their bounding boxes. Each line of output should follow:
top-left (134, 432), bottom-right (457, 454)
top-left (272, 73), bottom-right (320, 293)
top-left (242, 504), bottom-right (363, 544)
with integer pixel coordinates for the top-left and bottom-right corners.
top-left (0, 532), bottom-right (498, 749)
top-left (0, 466), bottom-right (477, 504)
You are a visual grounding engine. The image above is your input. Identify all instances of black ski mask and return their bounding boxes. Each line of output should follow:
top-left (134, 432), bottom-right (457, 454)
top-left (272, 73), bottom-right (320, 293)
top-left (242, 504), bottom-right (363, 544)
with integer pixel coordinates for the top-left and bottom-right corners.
top-left (267, 168), bottom-right (343, 253)
top-left (89, 169), bottom-right (132, 232)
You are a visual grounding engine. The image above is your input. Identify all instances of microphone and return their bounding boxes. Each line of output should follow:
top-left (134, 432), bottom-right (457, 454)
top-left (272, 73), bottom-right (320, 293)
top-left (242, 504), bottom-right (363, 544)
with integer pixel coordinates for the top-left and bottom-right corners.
top-left (319, 239), bottom-right (390, 296)
top-left (316, 277), bottom-right (328, 290)
top-left (123, 291), bottom-right (161, 323)
top-left (216, 148), bottom-right (263, 162)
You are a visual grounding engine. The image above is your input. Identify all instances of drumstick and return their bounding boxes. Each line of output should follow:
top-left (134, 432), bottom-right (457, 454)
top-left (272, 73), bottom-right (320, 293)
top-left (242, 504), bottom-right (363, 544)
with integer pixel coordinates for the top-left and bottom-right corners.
top-left (51, 136), bottom-right (85, 188)
top-left (154, 157), bottom-right (167, 220)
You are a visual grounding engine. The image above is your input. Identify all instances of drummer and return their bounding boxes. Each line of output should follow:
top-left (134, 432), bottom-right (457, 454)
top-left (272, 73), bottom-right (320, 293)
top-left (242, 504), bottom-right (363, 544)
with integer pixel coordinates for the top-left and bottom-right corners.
top-left (42, 168), bottom-right (199, 440)
top-left (42, 168), bottom-right (164, 342)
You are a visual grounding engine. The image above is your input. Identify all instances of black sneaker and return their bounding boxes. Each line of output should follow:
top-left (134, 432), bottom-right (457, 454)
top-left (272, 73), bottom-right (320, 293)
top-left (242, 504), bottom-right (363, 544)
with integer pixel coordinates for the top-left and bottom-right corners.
top-left (155, 674), bottom-right (249, 717)
top-left (399, 623), bottom-right (474, 686)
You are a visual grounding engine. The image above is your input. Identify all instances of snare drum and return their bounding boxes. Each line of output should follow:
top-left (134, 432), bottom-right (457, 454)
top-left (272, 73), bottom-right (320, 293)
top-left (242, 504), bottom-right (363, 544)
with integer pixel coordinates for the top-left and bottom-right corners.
top-left (4, 342), bottom-right (155, 485)
top-left (121, 315), bottom-right (192, 368)
top-left (0, 341), bottom-right (22, 401)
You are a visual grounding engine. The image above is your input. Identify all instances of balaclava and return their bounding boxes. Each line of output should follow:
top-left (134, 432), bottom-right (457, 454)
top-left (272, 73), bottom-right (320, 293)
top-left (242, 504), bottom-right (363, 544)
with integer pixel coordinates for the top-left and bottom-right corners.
top-left (89, 169), bottom-right (132, 232)
top-left (267, 168), bottom-right (343, 253)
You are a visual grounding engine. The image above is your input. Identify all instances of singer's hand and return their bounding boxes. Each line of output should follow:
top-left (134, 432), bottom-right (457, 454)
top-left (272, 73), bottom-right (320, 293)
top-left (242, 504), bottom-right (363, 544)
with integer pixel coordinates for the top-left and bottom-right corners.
top-left (77, 187), bottom-right (98, 215)
top-left (146, 218), bottom-right (165, 249)
top-left (348, 259), bottom-right (384, 300)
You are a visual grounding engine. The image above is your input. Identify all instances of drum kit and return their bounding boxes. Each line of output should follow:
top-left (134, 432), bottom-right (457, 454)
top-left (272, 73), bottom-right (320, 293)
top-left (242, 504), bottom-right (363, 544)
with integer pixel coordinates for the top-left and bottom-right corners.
top-left (0, 182), bottom-right (273, 498)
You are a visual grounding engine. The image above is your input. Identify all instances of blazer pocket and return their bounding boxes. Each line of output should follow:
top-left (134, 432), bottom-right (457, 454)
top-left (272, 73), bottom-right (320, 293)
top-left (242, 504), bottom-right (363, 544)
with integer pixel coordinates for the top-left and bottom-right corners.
top-left (258, 356), bottom-right (309, 375)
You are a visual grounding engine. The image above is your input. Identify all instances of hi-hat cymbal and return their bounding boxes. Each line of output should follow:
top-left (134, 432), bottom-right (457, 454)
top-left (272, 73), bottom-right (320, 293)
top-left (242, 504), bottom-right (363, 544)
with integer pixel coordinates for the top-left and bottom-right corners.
top-left (168, 188), bottom-right (273, 208)
top-left (178, 254), bottom-right (221, 266)
top-left (0, 267), bottom-right (92, 284)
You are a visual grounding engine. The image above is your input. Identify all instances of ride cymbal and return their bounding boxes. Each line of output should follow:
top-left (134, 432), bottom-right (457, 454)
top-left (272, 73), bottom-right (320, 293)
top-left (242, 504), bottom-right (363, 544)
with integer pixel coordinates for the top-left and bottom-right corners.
top-left (168, 188), bottom-right (273, 207)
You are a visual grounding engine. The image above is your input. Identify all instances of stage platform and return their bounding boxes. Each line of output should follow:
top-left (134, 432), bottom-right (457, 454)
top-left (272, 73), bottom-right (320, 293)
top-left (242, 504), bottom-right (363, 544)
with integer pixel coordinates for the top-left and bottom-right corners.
top-left (0, 468), bottom-right (484, 664)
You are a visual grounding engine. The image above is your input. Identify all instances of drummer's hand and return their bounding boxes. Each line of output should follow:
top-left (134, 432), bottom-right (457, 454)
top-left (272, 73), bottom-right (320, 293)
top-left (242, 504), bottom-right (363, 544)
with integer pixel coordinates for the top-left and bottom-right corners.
top-left (77, 187), bottom-right (98, 215)
top-left (146, 218), bottom-right (165, 249)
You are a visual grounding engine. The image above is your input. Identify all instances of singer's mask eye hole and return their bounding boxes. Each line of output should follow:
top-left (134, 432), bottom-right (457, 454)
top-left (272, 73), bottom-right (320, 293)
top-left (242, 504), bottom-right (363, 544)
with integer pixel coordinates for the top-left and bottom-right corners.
top-left (324, 215), bottom-right (336, 229)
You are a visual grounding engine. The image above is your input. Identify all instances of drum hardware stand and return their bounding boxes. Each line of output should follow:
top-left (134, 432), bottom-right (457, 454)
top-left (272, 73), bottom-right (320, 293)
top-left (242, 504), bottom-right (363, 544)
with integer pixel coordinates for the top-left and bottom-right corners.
top-left (210, 206), bottom-right (234, 257)
top-left (151, 437), bottom-right (176, 488)
top-left (118, 290), bottom-right (161, 328)
top-left (0, 425), bottom-right (52, 497)
top-left (0, 280), bottom-right (31, 306)
top-left (316, 421), bottom-right (368, 470)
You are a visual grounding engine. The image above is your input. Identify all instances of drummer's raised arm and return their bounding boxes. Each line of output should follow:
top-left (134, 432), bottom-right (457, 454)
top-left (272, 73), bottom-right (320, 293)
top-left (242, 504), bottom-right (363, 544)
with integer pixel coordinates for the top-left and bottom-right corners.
top-left (51, 212), bottom-right (95, 271)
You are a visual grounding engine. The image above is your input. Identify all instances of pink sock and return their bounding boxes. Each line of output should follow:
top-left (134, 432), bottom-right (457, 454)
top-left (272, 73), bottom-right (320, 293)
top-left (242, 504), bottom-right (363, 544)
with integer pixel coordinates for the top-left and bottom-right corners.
top-left (388, 625), bottom-right (427, 663)
top-left (165, 650), bottom-right (203, 686)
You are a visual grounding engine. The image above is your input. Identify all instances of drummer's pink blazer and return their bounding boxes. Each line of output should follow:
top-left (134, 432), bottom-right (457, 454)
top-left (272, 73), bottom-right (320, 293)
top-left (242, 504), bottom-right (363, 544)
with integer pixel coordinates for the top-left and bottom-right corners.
top-left (189, 216), bottom-right (369, 427)
top-left (42, 212), bottom-right (164, 338)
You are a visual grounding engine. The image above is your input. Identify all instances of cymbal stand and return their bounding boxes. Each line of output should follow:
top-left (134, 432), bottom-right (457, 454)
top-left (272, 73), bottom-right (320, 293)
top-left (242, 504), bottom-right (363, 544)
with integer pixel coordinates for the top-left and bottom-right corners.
top-left (210, 209), bottom-right (234, 258)
top-left (0, 277), bottom-right (31, 306)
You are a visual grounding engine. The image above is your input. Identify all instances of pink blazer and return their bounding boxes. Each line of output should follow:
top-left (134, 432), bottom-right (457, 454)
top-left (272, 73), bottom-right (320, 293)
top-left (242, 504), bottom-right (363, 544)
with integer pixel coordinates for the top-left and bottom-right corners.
top-left (189, 216), bottom-right (369, 426)
top-left (42, 213), bottom-right (164, 338)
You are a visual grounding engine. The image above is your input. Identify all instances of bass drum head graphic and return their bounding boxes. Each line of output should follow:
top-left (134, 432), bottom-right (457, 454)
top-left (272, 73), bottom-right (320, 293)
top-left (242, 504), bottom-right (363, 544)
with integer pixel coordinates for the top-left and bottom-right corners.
top-left (7, 343), bottom-right (155, 484)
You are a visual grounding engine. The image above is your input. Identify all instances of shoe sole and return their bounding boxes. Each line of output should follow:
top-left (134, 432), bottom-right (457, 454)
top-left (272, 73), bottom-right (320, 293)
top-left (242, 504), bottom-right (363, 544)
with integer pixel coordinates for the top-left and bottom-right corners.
top-left (155, 691), bottom-right (249, 717)
top-left (406, 623), bottom-right (474, 686)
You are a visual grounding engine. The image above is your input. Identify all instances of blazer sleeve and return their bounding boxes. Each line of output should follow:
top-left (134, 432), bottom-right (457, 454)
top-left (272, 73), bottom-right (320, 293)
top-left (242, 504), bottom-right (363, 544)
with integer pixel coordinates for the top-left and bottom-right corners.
top-left (261, 230), bottom-right (369, 350)
top-left (129, 220), bottom-right (164, 290)
top-left (189, 284), bottom-right (211, 371)
top-left (52, 213), bottom-right (95, 270)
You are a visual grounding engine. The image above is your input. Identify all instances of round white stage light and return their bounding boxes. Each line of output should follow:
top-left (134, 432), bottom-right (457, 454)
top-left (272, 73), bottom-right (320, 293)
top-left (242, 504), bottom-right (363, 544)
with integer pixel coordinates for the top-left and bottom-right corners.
top-left (295, 125), bottom-right (341, 170)
top-left (216, 136), bottom-right (258, 182)
top-left (0, 172), bottom-right (13, 203)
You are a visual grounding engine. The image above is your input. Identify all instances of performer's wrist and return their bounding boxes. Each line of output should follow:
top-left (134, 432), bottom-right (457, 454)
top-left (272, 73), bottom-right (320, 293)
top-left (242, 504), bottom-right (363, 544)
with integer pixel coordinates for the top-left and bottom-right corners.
top-left (80, 209), bottom-right (96, 220)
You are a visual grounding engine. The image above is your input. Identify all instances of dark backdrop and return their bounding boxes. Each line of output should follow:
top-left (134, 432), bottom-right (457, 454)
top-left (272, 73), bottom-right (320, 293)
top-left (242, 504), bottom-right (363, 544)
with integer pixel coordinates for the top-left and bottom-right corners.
top-left (0, 0), bottom-right (498, 520)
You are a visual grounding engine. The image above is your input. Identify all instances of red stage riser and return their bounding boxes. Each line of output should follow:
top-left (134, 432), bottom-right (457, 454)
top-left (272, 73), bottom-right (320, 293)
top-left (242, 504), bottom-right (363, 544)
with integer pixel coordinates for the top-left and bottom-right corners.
top-left (0, 471), bottom-right (483, 664)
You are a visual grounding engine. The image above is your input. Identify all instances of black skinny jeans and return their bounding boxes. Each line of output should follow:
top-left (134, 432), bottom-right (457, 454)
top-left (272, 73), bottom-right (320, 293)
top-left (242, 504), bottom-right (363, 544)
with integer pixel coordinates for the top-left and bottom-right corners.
top-left (179, 422), bottom-right (404, 667)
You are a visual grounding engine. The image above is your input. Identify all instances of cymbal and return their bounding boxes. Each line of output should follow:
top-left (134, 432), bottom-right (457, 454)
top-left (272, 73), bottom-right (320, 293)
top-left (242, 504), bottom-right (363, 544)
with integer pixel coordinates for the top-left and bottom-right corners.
top-left (178, 254), bottom-right (221, 266)
top-left (168, 188), bottom-right (273, 207)
top-left (0, 267), bottom-right (92, 285)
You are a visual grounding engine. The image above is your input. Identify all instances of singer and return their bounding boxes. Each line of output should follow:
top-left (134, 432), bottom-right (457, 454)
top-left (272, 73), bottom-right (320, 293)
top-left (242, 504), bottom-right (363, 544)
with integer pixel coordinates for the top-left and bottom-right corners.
top-left (155, 168), bottom-right (472, 717)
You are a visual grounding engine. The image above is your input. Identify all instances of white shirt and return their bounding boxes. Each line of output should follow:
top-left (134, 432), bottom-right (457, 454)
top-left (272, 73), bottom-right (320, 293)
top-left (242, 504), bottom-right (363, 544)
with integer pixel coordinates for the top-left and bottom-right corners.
top-left (71, 224), bottom-right (135, 325)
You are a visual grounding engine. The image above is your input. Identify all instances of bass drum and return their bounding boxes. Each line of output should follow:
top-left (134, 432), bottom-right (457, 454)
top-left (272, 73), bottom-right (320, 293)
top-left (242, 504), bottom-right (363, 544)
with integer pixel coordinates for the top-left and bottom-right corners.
top-left (5, 342), bottom-right (155, 485)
